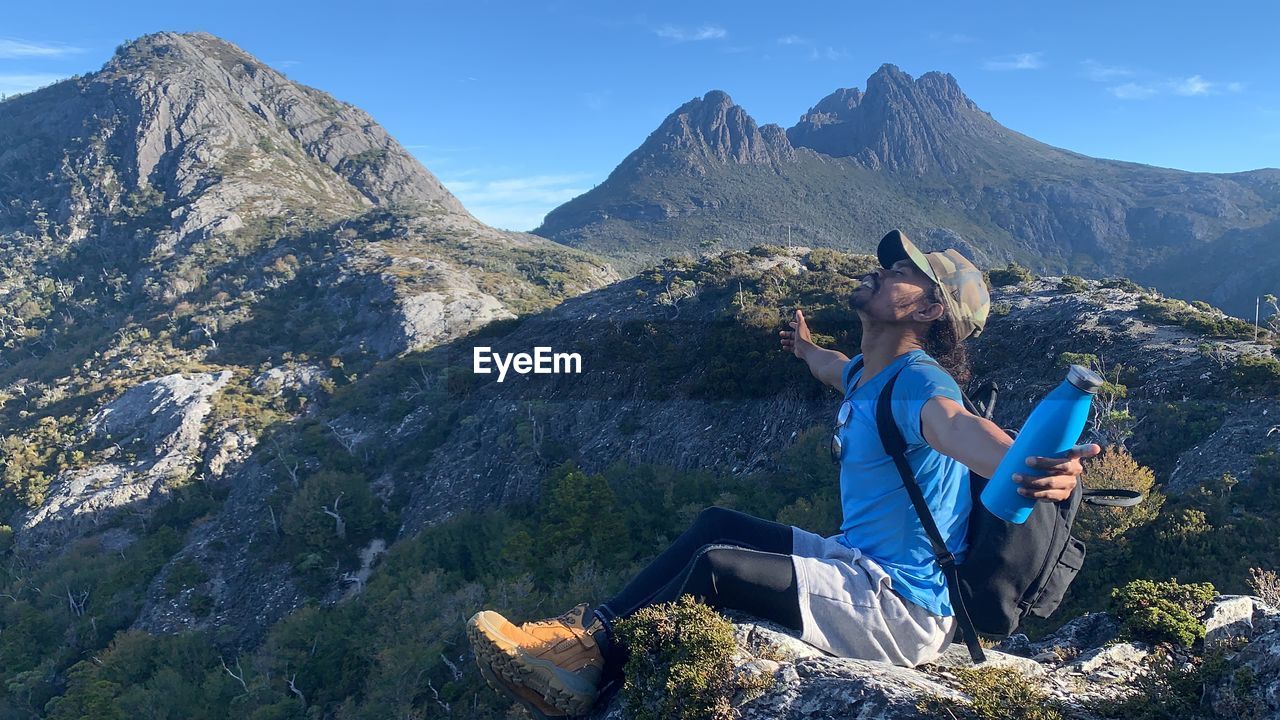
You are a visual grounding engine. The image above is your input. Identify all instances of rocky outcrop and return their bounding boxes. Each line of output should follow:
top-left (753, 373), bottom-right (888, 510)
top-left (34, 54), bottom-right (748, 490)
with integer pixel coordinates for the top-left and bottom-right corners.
top-left (617, 90), bottom-right (796, 177)
top-left (15, 371), bottom-right (232, 554)
top-left (589, 597), bottom-right (1280, 719)
top-left (787, 64), bottom-right (1011, 173)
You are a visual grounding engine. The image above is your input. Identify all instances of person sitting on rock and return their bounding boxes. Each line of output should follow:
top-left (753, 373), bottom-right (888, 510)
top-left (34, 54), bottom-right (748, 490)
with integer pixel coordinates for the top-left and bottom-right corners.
top-left (465, 229), bottom-right (1100, 718)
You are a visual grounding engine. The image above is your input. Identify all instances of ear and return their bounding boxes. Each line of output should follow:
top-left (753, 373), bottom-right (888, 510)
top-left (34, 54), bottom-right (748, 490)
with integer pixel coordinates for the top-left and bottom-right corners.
top-left (915, 298), bottom-right (945, 323)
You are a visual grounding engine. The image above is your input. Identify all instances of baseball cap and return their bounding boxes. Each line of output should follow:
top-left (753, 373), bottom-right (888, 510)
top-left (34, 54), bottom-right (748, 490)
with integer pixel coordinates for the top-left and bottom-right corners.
top-left (877, 229), bottom-right (991, 340)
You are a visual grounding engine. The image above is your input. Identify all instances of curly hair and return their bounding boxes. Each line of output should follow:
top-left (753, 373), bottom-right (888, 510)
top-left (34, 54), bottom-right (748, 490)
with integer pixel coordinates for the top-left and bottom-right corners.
top-left (921, 284), bottom-right (972, 387)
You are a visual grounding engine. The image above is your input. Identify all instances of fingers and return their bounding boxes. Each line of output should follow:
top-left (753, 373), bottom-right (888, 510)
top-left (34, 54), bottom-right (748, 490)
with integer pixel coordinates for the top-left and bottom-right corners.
top-left (1014, 473), bottom-right (1077, 501)
top-left (1026, 444), bottom-right (1102, 471)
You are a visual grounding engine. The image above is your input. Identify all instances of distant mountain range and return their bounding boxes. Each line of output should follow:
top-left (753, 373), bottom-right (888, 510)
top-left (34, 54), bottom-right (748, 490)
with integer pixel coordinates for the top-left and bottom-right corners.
top-left (534, 64), bottom-right (1280, 318)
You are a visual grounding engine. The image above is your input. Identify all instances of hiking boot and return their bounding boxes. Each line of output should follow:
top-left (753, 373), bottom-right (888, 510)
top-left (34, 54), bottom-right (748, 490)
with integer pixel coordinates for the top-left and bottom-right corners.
top-left (476, 657), bottom-right (567, 719)
top-left (466, 602), bottom-right (606, 716)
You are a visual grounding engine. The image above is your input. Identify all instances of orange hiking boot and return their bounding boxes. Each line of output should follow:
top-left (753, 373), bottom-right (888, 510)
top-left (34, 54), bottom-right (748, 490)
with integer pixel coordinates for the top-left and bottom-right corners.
top-left (476, 658), bottom-right (567, 719)
top-left (466, 603), bottom-right (606, 716)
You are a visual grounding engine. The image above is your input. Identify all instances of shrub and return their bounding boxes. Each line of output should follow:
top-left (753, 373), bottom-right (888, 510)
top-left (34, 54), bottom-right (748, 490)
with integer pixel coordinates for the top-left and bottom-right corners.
top-left (987, 262), bottom-right (1034, 287)
top-left (1075, 448), bottom-right (1163, 542)
top-left (1100, 277), bottom-right (1142, 292)
top-left (1058, 275), bottom-right (1089, 293)
top-left (1232, 353), bottom-right (1280, 395)
top-left (1247, 567), bottom-right (1280, 607)
top-left (1137, 297), bottom-right (1260, 340)
top-left (614, 596), bottom-right (738, 720)
top-left (920, 666), bottom-right (1064, 720)
top-left (1056, 352), bottom-right (1099, 369)
top-left (1111, 578), bottom-right (1216, 646)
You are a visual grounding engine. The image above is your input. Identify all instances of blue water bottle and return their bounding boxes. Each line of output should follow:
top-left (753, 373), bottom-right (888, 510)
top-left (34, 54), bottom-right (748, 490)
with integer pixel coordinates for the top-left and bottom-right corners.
top-left (980, 365), bottom-right (1104, 524)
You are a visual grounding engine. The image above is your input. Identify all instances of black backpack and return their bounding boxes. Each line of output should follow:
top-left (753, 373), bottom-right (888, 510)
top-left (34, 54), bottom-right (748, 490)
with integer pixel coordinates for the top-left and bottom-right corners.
top-left (844, 358), bottom-right (1142, 663)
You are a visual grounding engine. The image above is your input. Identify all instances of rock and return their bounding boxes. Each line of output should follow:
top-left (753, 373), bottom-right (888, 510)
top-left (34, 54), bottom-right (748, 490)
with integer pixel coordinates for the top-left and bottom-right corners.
top-left (1071, 642), bottom-right (1150, 677)
top-left (201, 418), bottom-right (258, 484)
top-left (998, 612), bottom-right (1121, 662)
top-left (14, 371), bottom-right (232, 554)
top-left (251, 363), bottom-right (330, 397)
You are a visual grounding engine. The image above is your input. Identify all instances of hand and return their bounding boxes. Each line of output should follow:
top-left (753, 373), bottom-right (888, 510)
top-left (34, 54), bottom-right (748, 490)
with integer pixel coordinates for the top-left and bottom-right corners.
top-left (779, 309), bottom-right (813, 358)
top-left (1014, 443), bottom-right (1102, 502)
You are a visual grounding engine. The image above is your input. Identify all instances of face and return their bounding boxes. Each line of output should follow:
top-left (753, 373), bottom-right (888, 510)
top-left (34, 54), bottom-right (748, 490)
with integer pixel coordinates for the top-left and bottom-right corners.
top-left (851, 259), bottom-right (945, 326)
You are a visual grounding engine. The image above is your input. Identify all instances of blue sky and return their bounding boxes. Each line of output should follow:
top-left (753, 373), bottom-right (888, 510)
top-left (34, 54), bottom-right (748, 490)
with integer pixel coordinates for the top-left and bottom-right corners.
top-left (3, 1), bottom-right (1278, 231)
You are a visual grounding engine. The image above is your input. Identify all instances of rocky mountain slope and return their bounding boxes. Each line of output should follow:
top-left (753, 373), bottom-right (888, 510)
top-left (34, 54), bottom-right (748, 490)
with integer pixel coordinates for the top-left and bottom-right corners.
top-left (0, 31), bottom-right (614, 549)
top-left (534, 64), bottom-right (1280, 318)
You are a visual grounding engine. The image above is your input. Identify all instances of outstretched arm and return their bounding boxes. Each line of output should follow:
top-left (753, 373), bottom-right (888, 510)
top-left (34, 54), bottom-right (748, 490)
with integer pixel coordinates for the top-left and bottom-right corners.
top-left (779, 309), bottom-right (848, 392)
top-left (921, 396), bottom-right (1101, 502)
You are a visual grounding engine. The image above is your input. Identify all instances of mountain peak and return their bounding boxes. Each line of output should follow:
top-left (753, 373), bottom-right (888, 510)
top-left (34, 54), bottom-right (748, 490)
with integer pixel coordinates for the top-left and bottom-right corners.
top-left (616, 90), bottom-right (795, 177)
top-left (787, 65), bottom-right (1006, 173)
top-left (1, 30), bottom-right (469, 249)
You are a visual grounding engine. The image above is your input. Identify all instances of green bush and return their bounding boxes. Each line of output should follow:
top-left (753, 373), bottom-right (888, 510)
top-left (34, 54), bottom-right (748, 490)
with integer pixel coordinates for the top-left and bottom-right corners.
top-left (1056, 352), bottom-right (1099, 369)
top-left (1111, 578), bottom-right (1216, 646)
top-left (614, 596), bottom-right (738, 720)
top-left (1100, 277), bottom-right (1142, 292)
top-left (921, 666), bottom-right (1065, 720)
top-left (987, 262), bottom-right (1034, 287)
top-left (1058, 275), bottom-right (1089, 293)
top-left (1232, 353), bottom-right (1280, 395)
top-left (1137, 297), bottom-right (1261, 340)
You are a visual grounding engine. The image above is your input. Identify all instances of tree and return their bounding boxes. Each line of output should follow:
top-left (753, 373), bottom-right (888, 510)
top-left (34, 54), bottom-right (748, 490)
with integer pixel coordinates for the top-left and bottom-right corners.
top-left (282, 471), bottom-right (379, 552)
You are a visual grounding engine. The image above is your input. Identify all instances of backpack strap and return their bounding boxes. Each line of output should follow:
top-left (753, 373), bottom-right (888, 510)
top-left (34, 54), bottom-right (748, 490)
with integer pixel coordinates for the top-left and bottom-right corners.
top-left (876, 367), bottom-right (987, 664)
top-left (843, 357), bottom-right (865, 396)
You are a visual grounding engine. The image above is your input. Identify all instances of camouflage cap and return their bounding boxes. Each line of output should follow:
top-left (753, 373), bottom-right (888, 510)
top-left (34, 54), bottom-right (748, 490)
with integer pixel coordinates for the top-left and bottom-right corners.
top-left (877, 229), bottom-right (991, 340)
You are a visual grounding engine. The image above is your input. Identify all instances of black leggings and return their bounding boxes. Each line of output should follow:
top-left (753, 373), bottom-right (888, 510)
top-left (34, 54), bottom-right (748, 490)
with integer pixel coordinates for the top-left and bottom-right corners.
top-left (594, 506), bottom-right (802, 636)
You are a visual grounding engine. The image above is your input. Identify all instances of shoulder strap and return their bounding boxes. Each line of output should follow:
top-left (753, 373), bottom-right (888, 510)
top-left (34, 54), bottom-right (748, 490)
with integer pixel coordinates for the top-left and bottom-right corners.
top-left (875, 367), bottom-right (987, 664)
top-left (843, 357), bottom-right (864, 396)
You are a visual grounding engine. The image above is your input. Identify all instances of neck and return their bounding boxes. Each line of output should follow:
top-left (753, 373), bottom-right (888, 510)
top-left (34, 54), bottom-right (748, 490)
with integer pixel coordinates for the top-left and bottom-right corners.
top-left (858, 322), bottom-right (926, 382)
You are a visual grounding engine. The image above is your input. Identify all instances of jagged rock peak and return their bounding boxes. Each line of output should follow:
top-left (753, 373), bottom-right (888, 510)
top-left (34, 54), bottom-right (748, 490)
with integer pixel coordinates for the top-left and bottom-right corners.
top-left (620, 89), bottom-right (796, 176)
top-left (787, 63), bottom-right (1007, 173)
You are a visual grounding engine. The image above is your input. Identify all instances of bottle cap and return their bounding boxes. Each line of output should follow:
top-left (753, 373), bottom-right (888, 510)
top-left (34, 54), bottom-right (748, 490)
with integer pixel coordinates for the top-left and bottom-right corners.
top-left (1066, 365), bottom-right (1104, 393)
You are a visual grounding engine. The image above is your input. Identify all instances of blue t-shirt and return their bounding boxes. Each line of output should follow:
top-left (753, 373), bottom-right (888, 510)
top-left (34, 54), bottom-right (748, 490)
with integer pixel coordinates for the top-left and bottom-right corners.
top-left (834, 349), bottom-right (972, 616)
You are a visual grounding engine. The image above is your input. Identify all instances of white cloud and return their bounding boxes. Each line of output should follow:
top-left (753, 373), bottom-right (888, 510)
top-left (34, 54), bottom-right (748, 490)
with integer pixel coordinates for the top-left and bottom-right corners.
top-left (1081, 59), bottom-right (1134, 81)
top-left (776, 35), bottom-right (847, 61)
top-left (983, 52), bottom-right (1044, 71)
top-left (655, 24), bottom-right (727, 42)
top-left (439, 172), bottom-right (598, 231)
top-left (0, 38), bottom-right (84, 59)
top-left (927, 32), bottom-right (977, 44)
top-left (0, 73), bottom-right (69, 97)
top-left (1108, 74), bottom-right (1245, 100)
top-left (1109, 82), bottom-right (1158, 100)
top-left (1173, 74), bottom-right (1211, 96)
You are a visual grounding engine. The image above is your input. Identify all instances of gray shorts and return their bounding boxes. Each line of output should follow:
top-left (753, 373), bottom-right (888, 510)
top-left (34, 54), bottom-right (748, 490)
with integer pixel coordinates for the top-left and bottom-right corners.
top-left (790, 525), bottom-right (956, 667)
